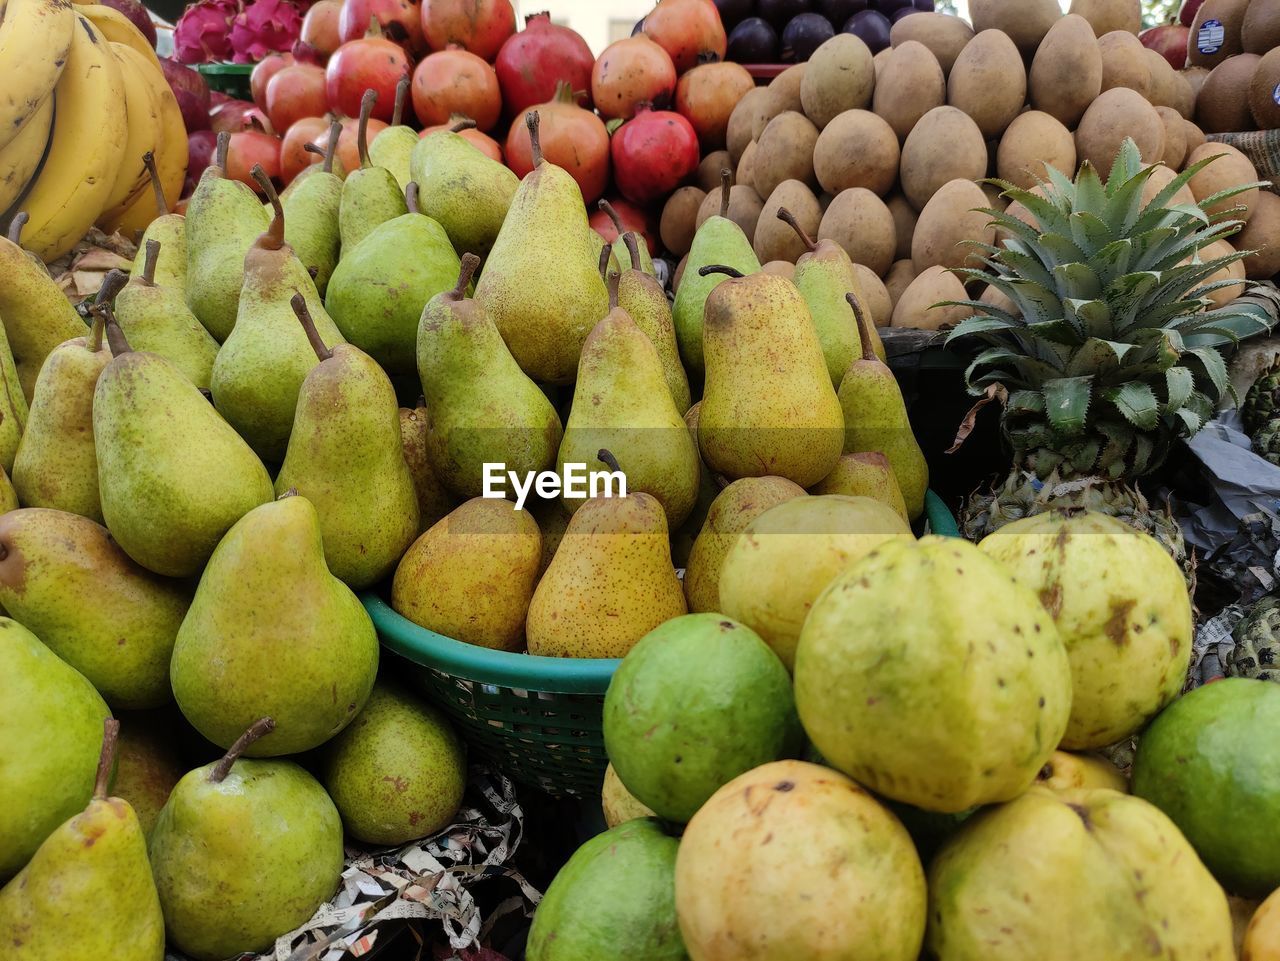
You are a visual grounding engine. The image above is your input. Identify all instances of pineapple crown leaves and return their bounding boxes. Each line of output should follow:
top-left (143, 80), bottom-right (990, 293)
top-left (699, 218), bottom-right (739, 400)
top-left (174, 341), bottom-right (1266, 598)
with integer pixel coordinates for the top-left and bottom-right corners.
top-left (937, 139), bottom-right (1273, 481)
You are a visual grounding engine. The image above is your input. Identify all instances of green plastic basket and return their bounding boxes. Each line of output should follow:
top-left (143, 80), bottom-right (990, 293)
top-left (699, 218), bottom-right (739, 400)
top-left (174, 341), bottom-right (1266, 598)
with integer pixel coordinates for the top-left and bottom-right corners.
top-left (195, 62), bottom-right (254, 100)
top-left (362, 489), bottom-right (961, 800)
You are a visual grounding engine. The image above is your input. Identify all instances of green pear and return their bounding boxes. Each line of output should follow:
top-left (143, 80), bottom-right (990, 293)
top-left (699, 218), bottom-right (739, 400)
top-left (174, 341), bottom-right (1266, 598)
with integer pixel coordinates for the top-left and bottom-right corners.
top-left (131, 151), bottom-right (186, 290)
top-left (149, 718), bottom-right (344, 961)
top-left (473, 111), bottom-right (609, 385)
top-left (210, 168), bottom-right (347, 464)
top-left (367, 78), bottom-right (416, 189)
top-left (400, 400), bottom-right (458, 532)
top-left (598, 199), bottom-right (655, 277)
top-left (557, 293), bottom-right (700, 528)
top-left (699, 267), bottom-right (844, 488)
top-left (170, 494), bottom-right (379, 756)
top-left (113, 247), bottom-right (218, 389)
top-left (615, 231), bottom-right (690, 413)
top-left (0, 619), bottom-right (111, 880)
top-left (0, 465), bottom-right (16, 513)
top-left (409, 117), bottom-right (518, 258)
top-left (417, 254), bottom-right (563, 497)
top-left (683, 476), bottom-right (808, 614)
top-left (812, 451), bottom-right (909, 523)
top-left (0, 312), bottom-right (28, 473)
top-left (673, 171), bottom-right (761, 374)
top-left (274, 296), bottom-right (420, 588)
top-left (184, 132), bottom-right (271, 341)
top-left (94, 311), bottom-right (274, 578)
top-left (0, 508), bottom-right (190, 709)
top-left (839, 294), bottom-right (929, 520)
top-left (587, 224), bottom-right (621, 280)
top-left (777, 207), bottom-right (865, 386)
top-left (283, 120), bottom-right (342, 295)
top-left (339, 90), bottom-right (408, 252)
top-left (109, 711), bottom-right (185, 840)
top-left (326, 181), bottom-right (462, 375)
top-left (319, 682), bottom-right (467, 846)
top-left (0, 719), bottom-right (166, 960)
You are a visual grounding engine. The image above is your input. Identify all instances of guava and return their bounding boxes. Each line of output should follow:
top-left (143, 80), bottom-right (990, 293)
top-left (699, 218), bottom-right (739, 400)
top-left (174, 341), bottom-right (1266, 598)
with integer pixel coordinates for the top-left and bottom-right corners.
top-left (1242, 887), bottom-right (1280, 960)
top-left (1036, 750), bottom-right (1128, 794)
top-left (1132, 678), bottom-right (1280, 897)
top-left (602, 762), bottom-right (654, 828)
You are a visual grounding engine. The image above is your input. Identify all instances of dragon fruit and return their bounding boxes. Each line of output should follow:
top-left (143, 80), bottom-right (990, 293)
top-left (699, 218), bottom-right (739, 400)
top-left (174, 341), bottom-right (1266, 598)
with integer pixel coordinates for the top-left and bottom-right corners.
top-left (174, 0), bottom-right (240, 63)
top-left (175, 0), bottom-right (305, 63)
top-left (228, 0), bottom-right (305, 62)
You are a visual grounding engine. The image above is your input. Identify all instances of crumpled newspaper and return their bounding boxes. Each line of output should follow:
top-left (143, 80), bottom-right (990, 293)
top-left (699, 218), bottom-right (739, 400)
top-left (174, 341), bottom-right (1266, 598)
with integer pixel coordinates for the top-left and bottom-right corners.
top-left (167, 766), bottom-right (541, 961)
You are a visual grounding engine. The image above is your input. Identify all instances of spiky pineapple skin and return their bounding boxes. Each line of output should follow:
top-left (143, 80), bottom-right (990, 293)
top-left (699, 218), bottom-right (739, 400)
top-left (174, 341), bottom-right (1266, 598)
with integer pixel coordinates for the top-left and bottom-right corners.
top-left (1227, 595), bottom-right (1280, 681)
top-left (1253, 420), bottom-right (1280, 468)
top-left (1244, 363), bottom-right (1280, 437)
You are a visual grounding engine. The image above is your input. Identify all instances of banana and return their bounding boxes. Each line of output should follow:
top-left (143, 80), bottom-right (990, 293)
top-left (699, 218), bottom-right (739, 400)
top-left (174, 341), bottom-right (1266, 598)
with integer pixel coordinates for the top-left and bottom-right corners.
top-left (19, 14), bottom-right (127, 261)
top-left (97, 41), bottom-right (162, 221)
top-left (0, 0), bottom-right (75, 152)
top-left (0, 94), bottom-right (52, 216)
top-left (77, 3), bottom-right (160, 69)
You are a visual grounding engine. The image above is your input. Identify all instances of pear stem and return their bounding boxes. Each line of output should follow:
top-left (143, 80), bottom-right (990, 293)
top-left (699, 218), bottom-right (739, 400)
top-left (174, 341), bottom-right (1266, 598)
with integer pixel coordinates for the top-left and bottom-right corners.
top-left (358, 89), bottom-right (377, 169)
top-left (208, 717), bottom-right (275, 784)
top-left (607, 269), bottom-right (619, 310)
top-left (846, 292), bottom-right (877, 363)
top-left (699, 264), bottom-right (743, 279)
top-left (598, 198), bottom-right (625, 237)
top-left (325, 120), bottom-right (341, 173)
top-left (392, 77), bottom-right (409, 127)
top-left (597, 242), bottom-right (613, 283)
top-left (215, 131), bottom-right (230, 174)
top-left (450, 116), bottom-right (477, 132)
top-left (290, 293), bottom-right (332, 361)
top-left (450, 253), bottom-right (480, 300)
top-left (251, 165), bottom-right (285, 250)
top-left (622, 231), bottom-right (643, 271)
top-left (526, 110), bottom-right (544, 167)
top-left (143, 151), bottom-right (169, 218)
top-left (6, 212), bottom-right (28, 245)
top-left (776, 207), bottom-right (817, 253)
top-left (597, 449), bottom-right (621, 473)
top-left (405, 181), bottom-right (419, 214)
top-left (100, 303), bottom-right (132, 355)
top-left (93, 718), bottom-right (120, 801)
top-left (140, 240), bottom-right (159, 286)
top-left (89, 309), bottom-right (106, 353)
top-left (719, 168), bottom-right (732, 220)
top-left (95, 269), bottom-right (128, 306)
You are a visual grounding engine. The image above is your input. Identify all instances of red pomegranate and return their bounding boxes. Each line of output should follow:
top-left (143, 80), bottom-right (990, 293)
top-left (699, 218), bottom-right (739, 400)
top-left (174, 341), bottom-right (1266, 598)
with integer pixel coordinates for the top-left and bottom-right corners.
top-left (210, 99), bottom-right (273, 135)
top-left (280, 116), bottom-right (332, 182)
top-left (226, 130), bottom-right (283, 192)
top-left (495, 12), bottom-right (594, 115)
top-left (506, 83), bottom-right (610, 203)
top-left (643, 0), bottom-right (726, 74)
top-left (159, 57), bottom-right (212, 133)
top-left (421, 0), bottom-right (515, 61)
top-left (591, 34), bottom-right (677, 120)
top-left (251, 52), bottom-right (293, 109)
top-left (299, 0), bottom-right (342, 58)
top-left (265, 63), bottom-right (328, 134)
top-left (610, 106), bottom-right (700, 205)
top-left (1179, 0), bottom-right (1205, 27)
top-left (675, 58), bottom-right (753, 149)
top-left (325, 34), bottom-right (412, 121)
top-left (419, 118), bottom-right (505, 161)
top-left (411, 47), bottom-right (502, 130)
top-left (310, 115), bottom-right (388, 173)
top-left (1140, 22), bottom-right (1191, 70)
top-left (589, 196), bottom-right (659, 255)
top-left (338, 0), bottom-right (425, 53)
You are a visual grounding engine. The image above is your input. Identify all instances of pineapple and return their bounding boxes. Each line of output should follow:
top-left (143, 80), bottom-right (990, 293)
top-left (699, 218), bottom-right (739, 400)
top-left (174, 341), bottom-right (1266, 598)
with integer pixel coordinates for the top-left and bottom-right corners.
top-left (1253, 420), bottom-right (1280, 467)
top-left (1244, 359), bottom-right (1280, 436)
top-left (949, 139), bottom-right (1268, 571)
top-left (1227, 595), bottom-right (1280, 681)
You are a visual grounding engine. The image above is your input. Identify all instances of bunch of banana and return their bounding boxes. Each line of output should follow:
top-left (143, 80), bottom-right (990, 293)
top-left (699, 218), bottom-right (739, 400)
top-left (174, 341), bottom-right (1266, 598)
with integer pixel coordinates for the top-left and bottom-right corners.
top-left (0, 0), bottom-right (187, 261)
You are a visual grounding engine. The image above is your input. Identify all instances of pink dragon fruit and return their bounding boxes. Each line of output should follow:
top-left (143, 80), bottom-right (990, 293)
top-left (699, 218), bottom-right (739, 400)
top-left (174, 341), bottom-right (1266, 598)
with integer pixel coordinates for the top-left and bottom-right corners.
top-left (173, 0), bottom-right (240, 63)
top-left (228, 0), bottom-right (305, 62)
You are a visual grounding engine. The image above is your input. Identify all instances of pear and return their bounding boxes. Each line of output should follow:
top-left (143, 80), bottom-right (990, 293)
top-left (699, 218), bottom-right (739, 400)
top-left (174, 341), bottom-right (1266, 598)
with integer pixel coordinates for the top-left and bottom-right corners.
top-left (557, 279), bottom-right (700, 528)
top-left (94, 310), bottom-right (274, 578)
top-left (474, 111), bottom-right (610, 385)
top-left (839, 293), bottom-right (929, 520)
top-left (0, 508), bottom-right (191, 709)
top-left (392, 497), bottom-right (542, 651)
top-left (339, 90), bottom-right (408, 252)
top-left (170, 494), bottom-right (379, 756)
top-left (531, 496), bottom-right (572, 574)
top-left (409, 116), bottom-right (518, 258)
top-left (670, 400), bottom-right (720, 569)
top-left (319, 682), bottom-right (467, 846)
top-left (813, 451), bottom-right (909, 523)
top-left (0, 310), bottom-right (27, 473)
top-left (400, 399), bottom-right (458, 531)
top-left (698, 266), bottom-right (844, 487)
top-left (587, 223), bottom-right (622, 279)
top-left (274, 296), bottom-right (420, 588)
top-left (417, 254), bottom-right (564, 497)
top-left (367, 78), bottom-right (416, 189)
top-left (109, 712), bottom-right (185, 839)
top-left (113, 247), bottom-right (219, 389)
top-left (210, 166), bottom-right (347, 464)
top-left (526, 486), bottom-right (688, 658)
top-left (0, 619), bottom-right (111, 880)
top-left (615, 230), bottom-right (690, 413)
top-left (0, 213), bottom-right (87, 400)
top-left (131, 151), bottom-right (186, 290)
top-left (184, 132), bottom-right (271, 341)
top-left (599, 198), bottom-right (656, 277)
top-left (684, 476), bottom-right (808, 613)
top-left (672, 170), bottom-right (762, 374)
top-left (326, 181), bottom-right (462, 375)
top-left (0, 719), bottom-right (166, 960)
top-left (149, 718), bottom-right (344, 961)
top-left (777, 206), bottom-right (867, 386)
top-left (0, 465), bottom-right (16, 513)
top-left (283, 119), bottom-right (342, 295)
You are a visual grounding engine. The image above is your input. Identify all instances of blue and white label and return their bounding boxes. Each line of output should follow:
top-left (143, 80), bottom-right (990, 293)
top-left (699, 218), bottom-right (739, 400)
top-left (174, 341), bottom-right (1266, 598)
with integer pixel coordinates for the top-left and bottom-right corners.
top-left (1273, 80), bottom-right (1280, 106)
top-left (1197, 18), bottom-right (1225, 55)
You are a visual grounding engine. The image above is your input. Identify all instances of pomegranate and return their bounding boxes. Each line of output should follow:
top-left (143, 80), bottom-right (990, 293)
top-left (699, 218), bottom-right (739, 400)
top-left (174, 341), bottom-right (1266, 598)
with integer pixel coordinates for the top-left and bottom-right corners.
top-left (265, 63), bottom-right (328, 136)
top-left (159, 57), bottom-right (212, 133)
top-left (1140, 22), bottom-right (1190, 70)
top-left (591, 34), bottom-right (677, 120)
top-left (338, 0), bottom-right (425, 52)
top-left (411, 46), bottom-right (501, 130)
top-left (589, 196), bottom-right (658, 254)
top-left (251, 51), bottom-right (294, 109)
top-left (506, 83), bottom-right (610, 203)
top-left (1179, 0), bottom-right (1205, 27)
top-left (610, 105), bottom-right (700, 204)
top-left (185, 129), bottom-right (219, 195)
top-left (280, 116), bottom-right (332, 182)
top-left (299, 0), bottom-right (342, 57)
top-left (225, 130), bottom-right (283, 192)
top-left (495, 12), bottom-right (594, 115)
top-left (210, 99), bottom-right (274, 135)
top-left (310, 116), bottom-right (388, 172)
top-left (675, 57), bottom-right (753, 149)
top-left (421, 0), bottom-right (515, 60)
top-left (325, 34), bottom-right (412, 121)
top-left (101, 0), bottom-right (157, 47)
top-left (644, 0), bottom-right (726, 74)
top-left (419, 118), bottom-right (505, 161)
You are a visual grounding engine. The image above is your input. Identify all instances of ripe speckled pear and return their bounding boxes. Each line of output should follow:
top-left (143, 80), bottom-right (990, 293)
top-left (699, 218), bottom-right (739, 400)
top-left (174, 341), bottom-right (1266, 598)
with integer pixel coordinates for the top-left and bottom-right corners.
top-left (131, 152), bottom-right (187, 290)
top-left (812, 452), bottom-right (909, 524)
top-left (274, 296), bottom-right (420, 589)
top-left (473, 111), bottom-right (609, 384)
top-left (615, 230), bottom-right (690, 414)
top-left (0, 309), bottom-right (28, 474)
top-left (399, 399), bottom-right (458, 532)
top-left (282, 121), bottom-right (342, 295)
top-left (338, 91), bottom-right (408, 252)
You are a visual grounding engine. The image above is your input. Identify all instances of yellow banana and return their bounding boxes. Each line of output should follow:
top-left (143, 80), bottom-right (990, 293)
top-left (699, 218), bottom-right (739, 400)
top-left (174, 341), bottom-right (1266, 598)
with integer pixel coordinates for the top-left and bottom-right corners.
top-left (19, 13), bottom-right (127, 261)
top-left (77, 3), bottom-right (160, 69)
top-left (97, 41), bottom-right (162, 221)
top-left (0, 94), bottom-right (52, 216)
top-left (0, 0), bottom-right (75, 152)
